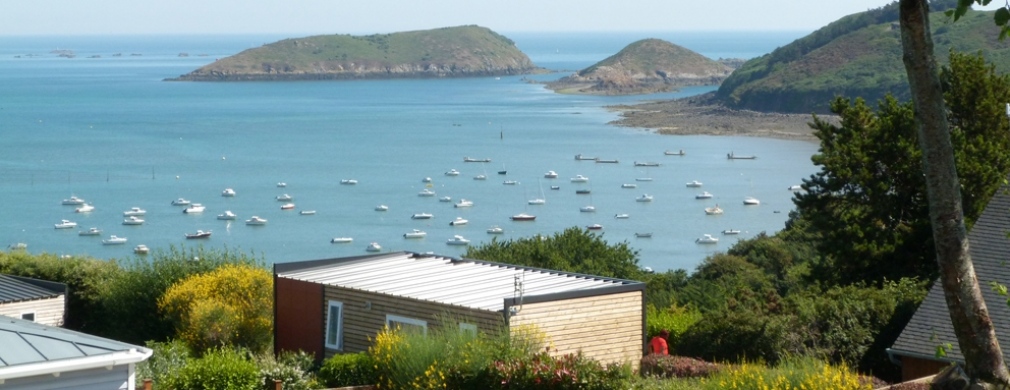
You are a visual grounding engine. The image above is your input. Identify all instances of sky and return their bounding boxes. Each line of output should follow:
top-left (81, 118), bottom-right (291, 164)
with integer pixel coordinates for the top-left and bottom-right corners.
top-left (3, 0), bottom-right (989, 36)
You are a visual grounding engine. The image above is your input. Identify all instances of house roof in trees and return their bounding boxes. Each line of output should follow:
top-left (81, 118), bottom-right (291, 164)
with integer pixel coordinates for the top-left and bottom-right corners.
top-left (889, 187), bottom-right (1010, 363)
top-left (274, 251), bottom-right (643, 312)
top-left (0, 274), bottom-right (66, 304)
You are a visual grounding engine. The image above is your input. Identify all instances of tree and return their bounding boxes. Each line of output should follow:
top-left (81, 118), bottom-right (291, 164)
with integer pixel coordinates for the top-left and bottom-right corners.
top-left (898, 0), bottom-right (1010, 386)
top-left (793, 50), bottom-right (1010, 285)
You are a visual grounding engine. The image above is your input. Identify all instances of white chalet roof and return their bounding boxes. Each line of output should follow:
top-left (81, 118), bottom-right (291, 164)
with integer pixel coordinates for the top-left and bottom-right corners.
top-left (276, 252), bottom-right (637, 312)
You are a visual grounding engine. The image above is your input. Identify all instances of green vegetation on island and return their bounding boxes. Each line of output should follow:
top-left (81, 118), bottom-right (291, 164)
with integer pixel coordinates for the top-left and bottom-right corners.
top-left (169, 25), bottom-right (538, 81)
top-left (716, 2), bottom-right (1010, 113)
top-left (547, 38), bottom-right (734, 95)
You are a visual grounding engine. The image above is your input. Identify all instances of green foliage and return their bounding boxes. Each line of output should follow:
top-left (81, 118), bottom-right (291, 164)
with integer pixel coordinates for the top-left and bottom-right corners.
top-left (158, 263), bottom-right (273, 354)
top-left (645, 304), bottom-right (702, 347)
top-left (255, 351), bottom-right (319, 390)
top-left (792, 50), bottom-right (1010, 284)
top-left (102, 245), bottom-right (264, 344)
top-left (702, 356), bottom-right (872, 390)
top-left (463, 227), bottom-right (643, 280)
top-left (136, 339), bottom-right (191, 387)
top-left (164, 348), bottom-right (261, 390)
top-left (641, 269), bottom-right (689, 308)
top-left (639, 355), bottom-right (720, 379)
top-left (675, 309), bottom-right (789, 364)
top-left (369, 322), bottom-right (504, 389)
top-left (318, 352), bottom-right (377, 388)
top-left (485, 350), bottom-right (633, 390)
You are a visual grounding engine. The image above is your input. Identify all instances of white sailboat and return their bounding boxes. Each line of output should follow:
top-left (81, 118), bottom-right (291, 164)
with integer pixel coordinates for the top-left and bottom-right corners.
top-left (528, 179), bottom-right (546, 205)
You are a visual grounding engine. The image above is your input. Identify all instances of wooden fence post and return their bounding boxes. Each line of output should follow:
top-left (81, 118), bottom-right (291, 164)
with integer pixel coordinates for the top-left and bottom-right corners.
top-left (143, 379), bottom-right (152, 390)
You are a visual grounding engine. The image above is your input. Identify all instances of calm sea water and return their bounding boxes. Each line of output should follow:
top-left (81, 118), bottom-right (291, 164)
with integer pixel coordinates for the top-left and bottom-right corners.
top-left (0, 31), bottom-right (816, 272)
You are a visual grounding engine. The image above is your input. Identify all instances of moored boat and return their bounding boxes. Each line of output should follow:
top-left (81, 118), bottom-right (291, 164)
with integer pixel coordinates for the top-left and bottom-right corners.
top-left (743, 197), bottom-right (761, 205)
top-left (418, 189), bottom-right (436, 197)
top-left (281, 203), bottom-right (295, 210)
top-left (621, 183), bottom-right (637, 189)
top-left (576, 189), bottom-right (591, 195)
top-left (444, 169), bottom-right (460, 176)
top-left (411, 213), bottom-right (434, 220)
top-left (61, 195), bottom-right (86, 205)
top-left (449, 217), bottom-right (468, 226)
top-left (722, 229), bottom-right (741, 235)
top-left (54, 219), bottom-right (77, 229)
top-left (276, 194), bottom-right (293, 201)
top-left (510, 213), bottom-right (536, 221)
top-left (123, 207), bottom-right (147, 216)
top-left (78, 227), bottom-right (102, 236)
top-left (454, 199), bottom-right (473, 208)
top-left (446, 235), bottom-right (470, 245)
top-left (727, 152), bottom-right (757, 159)
top-left (463, 157), bottom-right (491, 163)
top-left (595, 159), bottom-right (619, 164)
top-left (614, 213), bottom-right (630, 219)
top-left (686, 180), bottom-right (703, 188)
top-left (102, 235), bottom-right (128, 245)
top-left (696, 234), bottom-right (719, 244)
top-left (586, 224), bottom-right (603, 230)
top-left (664, 149), bottom-right (685, 156)
top-left (75, 204), bottom-right (95, 213)
top-left (300, 210), bottom-right (316, 215)
top-left (704, 205), bottom-right (724, 215)
top-left (133, 244), bottom-right (149, 254)
top-left (503, 180), bottom-right (519, 185)
top-left (276, 182), bottom-right (287, 187)
top-left (574, 154), bottom-right (596, 160)
top-left (570, 175), bottom-right (589, 183)
top-left (366, 242), bottom-right (382, 252)
top-left (439, 196), bottom-right (452, 202)
top-left (696, 191), bottom-right (713, 199)
top-left (403, 229), bottom-right (427, 239)
top-left (486, 225), bottom-right (504, 234)
top-left (375, 204), bottom-right (389, 211)
top-left (331, 237), bottom-right (353, 244)
top-left (122, 216), bottom-right (145, 225)
top-left (634, 161), bottom-right (660, 167)
top-left (221, 188), bottom-right (236, 197)
top-left (183, 203), bottom-right (205, 214)
top-left (217, 210), bottom-right (237, 220)
top-left (635, 232), bottom-right (653, 238)
top-left (580, 205), bottom-right (596, 212)
top-left (185, 230), bottom-right (212, 239)
top-left (340, 179), bottom-right (358, 185)
top-left (245, 216), bottom-right (268, 225)
top-left (637, 194), bottom-right (654, 202)
top-left (171, 198), bottom-right (191, 206)
top-left (544, 170), bottom-right (558, 178)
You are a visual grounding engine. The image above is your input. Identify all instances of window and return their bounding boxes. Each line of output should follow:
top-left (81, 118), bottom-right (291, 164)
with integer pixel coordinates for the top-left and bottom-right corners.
top-left (325, 301), bottom-right (343, 350)
top-left (20, 312), bottom-right (35, 322)
top-left (386, 314), bottom-right (427, 335)
top-left (459, 322), bottom-right (478, 336)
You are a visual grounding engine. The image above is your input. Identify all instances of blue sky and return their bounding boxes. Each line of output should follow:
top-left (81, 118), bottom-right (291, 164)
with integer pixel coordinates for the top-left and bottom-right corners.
top-left (3, 1), bottom-right (1002, 36)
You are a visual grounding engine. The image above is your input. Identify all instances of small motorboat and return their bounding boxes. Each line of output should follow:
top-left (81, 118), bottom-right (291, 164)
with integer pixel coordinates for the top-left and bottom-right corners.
top-left (705, 205), bottom-right (724, 215)
top-left (463, 157), bottom-right (491, 163)
top-left (331, 237), bottom-right (353, 244)
top-left (102, 235), bottom-right (128, 245)
top-left (75, 204), bottom-right (95, 213)
top-left (528, 198), bottom-right (545, 205)
top-left (245, 216), bottom-right (268, 225)
top-left (446, 235), bottom-right (470, 246)
top-left (449, 217), bottom-right (468, 226)
top-left (503, 180), bottom-right (519, 185)
top-left (576, 189), bottom-right (591, 195)
top-left (375, 204), bottom-right (389, 211)
top-left (487, 225), bottom-right (504, 234)
top-left (340, 179), bottom-right (358, 185)
top-left (276, 194), bottom-right (293, 201)
top-left (510, 213), bottom-right (536, 221)
top-left (473, 174), bottom-right (487, 181)
top-left (78, 227), bottom-right (102, 236)
top-left (54, 219), bottom-right (77, 229)
top-left (299, 210), bottom-right (316, 215)
top-left (411, 213), bottom-right (433, 220)
top-left (634, 161), bottom-right (660, 167)
top-left (61, 195), bottom-right (86, 205)
top-left (635, 177), bottom-right (654, 182)
top-left (722, 229), bottom-right (741, 235)
top-left (664, 149), bottom-right (685, 156)
top-left (570, 175), bottom-right (589, 183)
top-left (217, 210), bottom-right (237, 220)
top-left (366, 242), bottom-right (382, 252)
top-left (550, 185), bottom-right (560, 190)
top-left (444, 169), bottom-right (460, 176)
top-left (171, 198), bottom-right (191, 206)
top-left (686, 180), bottom-right (703, 188)
top-left (185, 230), bottom-right (212, 239)
top-left (183, 203), bottom-right (206, 214)
top-left (221, 188), bottom-right (236, 197)
top-left (439, 196), bottom-right (452, 202)
top-left (574, 154), bottom-right (596, 161)
top-left (276, 182), bottom-right (287, 188)
top-left (454, 199), bottom-right (474, 208)
top-left (133, 244), bottom-right (149, 254)
top-left (635, 232), bottom-right (653, 238)
top-left (544, 170), bottom-right (558, 179)
top-left (614, 213), bottom-right (630, 219)
top-left (8, 243), bottom-right (27, 250)
top-left (418, 189), bottom-right (436, 197)
top-left (696, 192), bottom-right (713, 199)
top-left (403, 229), bottom-right (427, 239)
top-left (637, 194), bottom-right (654, 202)
top-left (422, 177), bottom-right (432, 183)
top-left (788, 185), bottom-right (803, 191)
top-left (696, 234), bottom-right (719, 244)
top-left (621, 183), bottom-right (637, 189)
top-left (280, 203), bottom-right (295, 210)
top-left (744, 197), bottom-right (761, 205)
top-left (122, 216), bottom-right (145, 225)
top-left (727, 152), bottom-right (757, 160)
top-left (123, 207), bottom-right (147, 216)
top-left (580, 205), bottom-right (596, 212)
top-left (586, 224), bottom-right (603, 230)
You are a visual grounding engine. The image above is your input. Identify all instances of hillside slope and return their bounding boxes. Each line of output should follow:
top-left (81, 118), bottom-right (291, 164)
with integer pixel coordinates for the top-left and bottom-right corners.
top-left (547, 39), bottom-right (733, 95)
top-left (170, 25), bottom-right (537, 81)
top-left (717, 7), bottom-right (1010, 113)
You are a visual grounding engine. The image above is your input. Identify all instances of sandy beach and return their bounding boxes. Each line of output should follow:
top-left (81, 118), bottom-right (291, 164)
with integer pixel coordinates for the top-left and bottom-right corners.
top-left (607, 92), bottom-right (834, 142)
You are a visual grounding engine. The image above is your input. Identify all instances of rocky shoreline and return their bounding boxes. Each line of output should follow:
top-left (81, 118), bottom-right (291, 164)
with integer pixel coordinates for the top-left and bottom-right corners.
top-left (607, 92), bottom-right (835, 142)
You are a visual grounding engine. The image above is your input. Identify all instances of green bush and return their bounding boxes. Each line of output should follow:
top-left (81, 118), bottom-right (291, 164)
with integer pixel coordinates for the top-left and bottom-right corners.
top-left (256, 350), bottom-right (319, 390)
top-left (135, 339), bottom-right (191, 386)
top-left (675, 309), bottom-right (789, 364)
top-left (165, 348), bottom-right (261, 390)
top-left (645, 303), bottom-right (702, 347)
top-left (484, 349), bottom-right (632, 390)
top-left (318, 352), bottom-right (377, 388)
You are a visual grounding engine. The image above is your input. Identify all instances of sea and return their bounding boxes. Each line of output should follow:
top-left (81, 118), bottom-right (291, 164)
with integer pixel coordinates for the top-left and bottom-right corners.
top-left (0, 31), bottom-right (818, 272)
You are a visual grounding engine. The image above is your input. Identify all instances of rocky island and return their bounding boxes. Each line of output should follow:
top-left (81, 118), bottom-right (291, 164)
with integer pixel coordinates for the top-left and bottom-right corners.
top-left (546, 38), bottom-right (734, 95)
top-left (168, 25), bottom-right (538, 81)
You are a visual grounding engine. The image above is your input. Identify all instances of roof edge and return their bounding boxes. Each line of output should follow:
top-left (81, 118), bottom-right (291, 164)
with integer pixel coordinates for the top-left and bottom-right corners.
top-left (0, 347), bottom-right (152, 381)
top-left (886, 347), bottom-right (964, 365)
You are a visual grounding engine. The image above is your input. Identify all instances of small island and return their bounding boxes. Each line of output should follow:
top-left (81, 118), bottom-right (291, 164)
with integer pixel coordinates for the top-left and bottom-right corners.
top-left (168, 25), bottom-right (538, 81)
top-left (546, 38), bottom-right (735, 95)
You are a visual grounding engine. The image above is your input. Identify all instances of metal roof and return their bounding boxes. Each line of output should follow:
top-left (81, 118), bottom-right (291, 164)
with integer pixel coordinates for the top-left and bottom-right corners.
top-left (276, 252), bottom-right (640, 312)
top-left (0, 315), bottom-right (151, 370)
top-left (0, 274), bottom-right (65, 304)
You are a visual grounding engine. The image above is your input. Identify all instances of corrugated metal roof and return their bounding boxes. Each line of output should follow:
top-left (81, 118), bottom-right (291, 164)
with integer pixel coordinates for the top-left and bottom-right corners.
top-left (890, 185), bottom-right (1010, 363)
top-left (0, 315), bottom-right (149, 368)
top-left (276, 252), bottom-right (637, 312)
top-left (0, 274), bottom-right (64, 304)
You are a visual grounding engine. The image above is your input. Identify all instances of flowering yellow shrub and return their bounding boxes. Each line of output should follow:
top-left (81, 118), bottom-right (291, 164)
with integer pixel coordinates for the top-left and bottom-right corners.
top-left (158, 264), bottom-right (273, 354)
top-left (707, 359), bottom-right (870, 390)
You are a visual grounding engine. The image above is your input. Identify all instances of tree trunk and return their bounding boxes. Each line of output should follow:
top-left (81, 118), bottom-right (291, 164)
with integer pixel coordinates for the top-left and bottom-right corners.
top-left (898, 0), bottom-right (1010, 386)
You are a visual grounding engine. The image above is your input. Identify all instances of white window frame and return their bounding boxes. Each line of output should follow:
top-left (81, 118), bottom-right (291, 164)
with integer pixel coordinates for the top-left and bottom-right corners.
top-left (325, 300), bottom-right (344, 350)
top-left (459, 322), bottom-right (478, 336)
top-left (20, 311), bottom-right (36, 322)
top-left (385, 314), bottom-right (427, 335)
